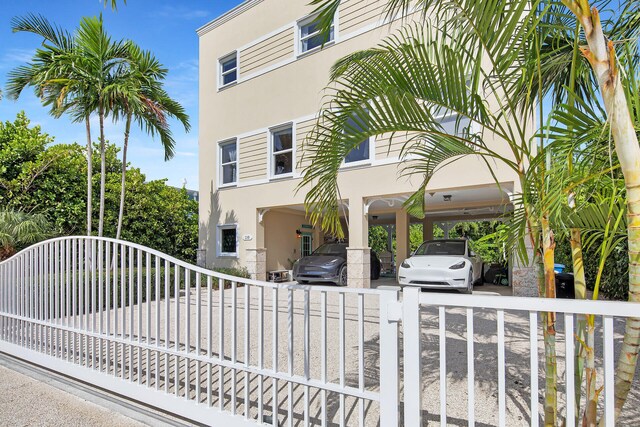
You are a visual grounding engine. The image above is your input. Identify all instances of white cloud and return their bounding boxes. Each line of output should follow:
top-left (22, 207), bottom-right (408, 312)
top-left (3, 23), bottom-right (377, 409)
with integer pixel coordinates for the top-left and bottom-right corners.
top-left (0, 48), bottom-right (35, 68)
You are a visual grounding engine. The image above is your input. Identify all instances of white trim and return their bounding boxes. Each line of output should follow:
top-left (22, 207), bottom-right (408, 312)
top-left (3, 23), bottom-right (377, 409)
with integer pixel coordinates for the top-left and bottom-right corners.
top-left (217, 52), bottom-right (238, 90)
top-left (268, 122), bottom-right (295, 179)
top-left (341, 110), bottom-right (372, 166)
top-left (237, 22), bottom-right (297, 53)
top-left (218, 138), bottom-right (238, 188)
top-left (333, 4), bottom-right (341, 43)
top-left (215, 8), bottom-right (405, 89)
top-left (217, 223), bottom-right (239, 258)
top-left (218, 112), bottom-right (318, 146)
top-left (212, 110), bottom-right (470, 190)
top-left (196, 0), bottom-right (264, 36)
top-left (296, 12), bottom-right (335, 57)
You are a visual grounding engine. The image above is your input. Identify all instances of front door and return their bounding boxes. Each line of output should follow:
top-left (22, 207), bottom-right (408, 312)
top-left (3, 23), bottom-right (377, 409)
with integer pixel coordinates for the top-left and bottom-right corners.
top-left (301, 233), bottom-right (313, 257)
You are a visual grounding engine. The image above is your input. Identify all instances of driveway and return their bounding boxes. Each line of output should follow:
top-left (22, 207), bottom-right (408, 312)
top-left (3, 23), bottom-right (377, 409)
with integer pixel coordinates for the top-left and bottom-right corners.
top-left (2, 280), bottom-right (637, 427)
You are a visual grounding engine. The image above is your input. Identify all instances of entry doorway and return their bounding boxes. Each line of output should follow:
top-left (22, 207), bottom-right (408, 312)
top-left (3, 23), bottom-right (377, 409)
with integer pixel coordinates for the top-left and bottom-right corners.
top-left (300, 233), bottom-right (313, 257)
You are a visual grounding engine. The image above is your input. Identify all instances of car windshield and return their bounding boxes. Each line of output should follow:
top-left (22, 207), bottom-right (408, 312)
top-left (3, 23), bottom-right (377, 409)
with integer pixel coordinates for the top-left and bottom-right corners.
top-left (414, 240), bottom-right (466, 256)
top-left (312, 243), bottom-right (346, 256)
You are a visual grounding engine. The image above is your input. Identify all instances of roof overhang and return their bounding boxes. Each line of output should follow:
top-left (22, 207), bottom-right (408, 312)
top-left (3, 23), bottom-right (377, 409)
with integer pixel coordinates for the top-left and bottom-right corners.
top-left (196, 0), bottom-right (264, 37)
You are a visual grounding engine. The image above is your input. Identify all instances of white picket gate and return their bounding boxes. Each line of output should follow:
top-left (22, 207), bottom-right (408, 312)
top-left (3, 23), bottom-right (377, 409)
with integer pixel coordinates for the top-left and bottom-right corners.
top-left (0, 236), bottom-right (638, 426)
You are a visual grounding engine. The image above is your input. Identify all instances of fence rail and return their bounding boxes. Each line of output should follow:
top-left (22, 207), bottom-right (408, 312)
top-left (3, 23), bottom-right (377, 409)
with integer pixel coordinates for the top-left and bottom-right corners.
top-left (403, 288), bottom-right (639, 426)
top-left (1, 237), bottom-right (639, 426)
top-left (0, 236), bottom-right (394, 426)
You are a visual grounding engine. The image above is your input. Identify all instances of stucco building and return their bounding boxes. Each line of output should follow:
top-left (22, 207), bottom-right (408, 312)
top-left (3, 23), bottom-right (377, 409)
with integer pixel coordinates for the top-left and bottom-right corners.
top-left (197, 0), bottom-right (535, 295)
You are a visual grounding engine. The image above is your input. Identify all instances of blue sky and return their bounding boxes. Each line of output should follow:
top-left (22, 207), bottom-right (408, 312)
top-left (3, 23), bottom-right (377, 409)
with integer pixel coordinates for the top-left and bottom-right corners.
top-left (0, 0), bottom-right (244, 189)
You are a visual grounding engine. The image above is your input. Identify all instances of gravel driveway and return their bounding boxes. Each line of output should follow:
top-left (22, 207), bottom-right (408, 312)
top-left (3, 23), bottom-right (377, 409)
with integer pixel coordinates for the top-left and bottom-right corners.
top-left (3, 282), bottom-right (638, 427)
top-left (0, 364), bottom-right (144, 427)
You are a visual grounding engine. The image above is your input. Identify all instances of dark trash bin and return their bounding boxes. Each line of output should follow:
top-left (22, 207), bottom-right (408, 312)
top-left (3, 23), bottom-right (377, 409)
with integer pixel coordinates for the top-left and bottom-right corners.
top-left (485, 263), bottom-right (509, 286)
top-left (555, 272), bottom-right (575, 299)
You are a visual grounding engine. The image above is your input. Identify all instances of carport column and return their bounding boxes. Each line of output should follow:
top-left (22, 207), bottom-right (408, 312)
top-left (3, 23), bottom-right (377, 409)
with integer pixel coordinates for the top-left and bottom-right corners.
top-left (246, 210), bottom-right (267, 281)
top-left (347, 198), bottom-right (370, 288)
top-left (396, 210), bottom-right (410, 266)
top-left (246, 249), bottom-right (266, 281)
top-left (423, 218), bottom-right (434, 241)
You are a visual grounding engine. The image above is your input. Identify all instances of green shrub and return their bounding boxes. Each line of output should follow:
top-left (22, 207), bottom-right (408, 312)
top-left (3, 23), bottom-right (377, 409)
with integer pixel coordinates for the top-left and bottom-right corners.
top-left (555, 235), bottom-right (628, 301)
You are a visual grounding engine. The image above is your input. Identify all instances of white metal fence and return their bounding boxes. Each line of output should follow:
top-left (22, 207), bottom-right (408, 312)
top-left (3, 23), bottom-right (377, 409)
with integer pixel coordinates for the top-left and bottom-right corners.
top-left (402, 288), bottom-right (640, 426)
top-left (0, 236), bottom-right (638, 426)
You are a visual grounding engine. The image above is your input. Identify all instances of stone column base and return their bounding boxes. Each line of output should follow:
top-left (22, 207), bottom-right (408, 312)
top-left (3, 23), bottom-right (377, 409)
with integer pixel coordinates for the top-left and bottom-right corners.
top-left (347, 247), bottom-right (371, 288)
top-left (196, 249), bottom-right (207, 268)
top-left (512, 264), bottom-right (539, 297)
top-left (245, 248), bottom-right (267, 281)
top-left (512, 236), bottom-right (539, 297)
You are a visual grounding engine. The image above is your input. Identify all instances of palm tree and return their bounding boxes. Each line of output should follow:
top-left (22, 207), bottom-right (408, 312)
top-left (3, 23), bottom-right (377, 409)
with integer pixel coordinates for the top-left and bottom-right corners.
top-left (8, 15), bottom-right (130, 237)
top-left (7, 15), bottom-right (94, 236)
top-left (73, 16), bottom-right (129, 237)
top-left (109, 43), bottom-right (190, 240)
top-left (300, 2), bottom-right (559, 420)
top-left (104, 0), bottom-right (126, 9)
top-left (0, 210), bottom-right (52, 260)
top-left (302, 0), bottom-right (639, 423)
top-left (558, 0), bottom-right (640, 419)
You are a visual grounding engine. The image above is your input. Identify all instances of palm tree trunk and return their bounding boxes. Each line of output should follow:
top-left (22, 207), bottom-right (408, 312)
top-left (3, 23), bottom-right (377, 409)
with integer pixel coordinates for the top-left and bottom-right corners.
top-left (571, 228), bottom-right (587, 423)
top-left (116, 114), bottom-right (132, 240)
top-left (562, 2), bottom-right (640, 419)
top-left (98, 106), bottom-right (106, 237)
top-left (85, 116), bottom-right (93, 236)
top-left (582, 316), bottom-right (597, 427)
top-left (541, 216), bottom-right (557, 426)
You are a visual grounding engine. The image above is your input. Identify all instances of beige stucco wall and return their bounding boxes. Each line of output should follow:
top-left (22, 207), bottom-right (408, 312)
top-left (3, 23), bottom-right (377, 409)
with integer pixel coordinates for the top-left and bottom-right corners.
top-left (198, 0), bottom-right (526, 275)
top-left (263, 210), bottom-right (321, 271)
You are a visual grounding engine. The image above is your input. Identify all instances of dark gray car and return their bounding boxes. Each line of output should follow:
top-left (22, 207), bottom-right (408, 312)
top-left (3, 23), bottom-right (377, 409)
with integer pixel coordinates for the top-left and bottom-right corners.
top-left (293, 243), bottom-right (381, 286)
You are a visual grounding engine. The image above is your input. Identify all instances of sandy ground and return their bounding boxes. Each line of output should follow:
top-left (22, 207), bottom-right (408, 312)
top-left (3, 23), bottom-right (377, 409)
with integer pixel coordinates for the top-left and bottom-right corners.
top-left (0, 364), bottom-right (144, 427)
top-left (1, 280), bottom-right (638, 426)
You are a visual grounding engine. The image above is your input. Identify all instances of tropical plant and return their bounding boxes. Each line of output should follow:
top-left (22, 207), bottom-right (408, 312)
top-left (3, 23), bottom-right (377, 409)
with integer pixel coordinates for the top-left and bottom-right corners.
top-left (104, 0), bottom-right (125, 9)
top-left (7, 14), bottom-right (95, 236)
top-left (561, 2), bottom-right (640, 419)
top-left (0, 114), bottom-right (198, 263)
top-left (0, 210), bottom-right (53, 260)
top-left (109, 43), bottom-right (190, 240)
top-left (8, 14), bottom-right (131, 237)
top-left (544, 0), bottom-right (640, 418)
top-left (302, 0), bottom-right (639, 423)
top-left (301, 0), bottom-right (560, 421)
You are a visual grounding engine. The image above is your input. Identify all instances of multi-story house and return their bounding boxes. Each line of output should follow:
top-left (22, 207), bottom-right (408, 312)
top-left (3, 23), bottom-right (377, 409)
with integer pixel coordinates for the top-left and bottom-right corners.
top-left (197, 0), bottom-right (535, 296)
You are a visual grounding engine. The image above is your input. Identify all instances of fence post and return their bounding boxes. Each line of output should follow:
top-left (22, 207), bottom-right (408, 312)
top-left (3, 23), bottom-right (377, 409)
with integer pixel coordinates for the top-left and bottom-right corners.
top-left (403, 287), bottom-right (421, 425)
top-left (379, 286), bottom-right (401, 427)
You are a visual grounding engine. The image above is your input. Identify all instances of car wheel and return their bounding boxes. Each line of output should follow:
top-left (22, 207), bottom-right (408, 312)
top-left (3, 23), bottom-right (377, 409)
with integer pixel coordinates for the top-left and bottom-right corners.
top-left (338, 265), bottom-right (348, 286)
top-left (466, 269), bottom-right (474, 294)
top-left (371, 262), bottom-right (380, 280)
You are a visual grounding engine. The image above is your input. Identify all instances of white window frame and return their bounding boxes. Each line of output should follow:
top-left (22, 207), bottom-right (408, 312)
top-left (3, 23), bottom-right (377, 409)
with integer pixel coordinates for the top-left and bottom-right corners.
top-left (268, 123), bottom-right (296, 179)
top-left (218, 52), bottom-right (238, 89)
top-left (218, 138), bottom-right (238, 188)
top-left (340, 111), bottom-right (373, 168)
top-left (296, 13), bottom-right (335, 57)
top-left (217, 224), bottom-right (238, 257)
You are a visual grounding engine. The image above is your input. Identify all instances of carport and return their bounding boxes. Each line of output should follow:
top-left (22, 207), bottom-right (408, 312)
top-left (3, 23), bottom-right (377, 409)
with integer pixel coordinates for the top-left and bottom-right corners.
top-left (257, 183), bottom-right (533, 295)
top-left (363, 183), bottom-right (515, 293)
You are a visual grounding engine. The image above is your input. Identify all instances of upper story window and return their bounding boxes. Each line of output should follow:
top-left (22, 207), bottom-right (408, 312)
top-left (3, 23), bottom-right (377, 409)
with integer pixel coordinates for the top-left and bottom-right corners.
top-left (298, 15), bottom-right (334, 55)
top-left (219, 52), bottom-right (238, 88)
top-left (344, 113), bottom-right (370, 164)
top-left (219, 139), bottom-right (237, 186)
top-left (270, 125), bottom-right (294, 177)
